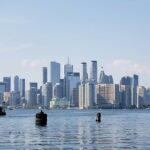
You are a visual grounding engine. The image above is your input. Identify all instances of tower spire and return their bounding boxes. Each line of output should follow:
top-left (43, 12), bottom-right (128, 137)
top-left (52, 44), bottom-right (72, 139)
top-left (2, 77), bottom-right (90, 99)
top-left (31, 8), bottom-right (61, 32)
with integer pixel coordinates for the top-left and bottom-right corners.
top-left (67, 56), bottom-right (70, 64)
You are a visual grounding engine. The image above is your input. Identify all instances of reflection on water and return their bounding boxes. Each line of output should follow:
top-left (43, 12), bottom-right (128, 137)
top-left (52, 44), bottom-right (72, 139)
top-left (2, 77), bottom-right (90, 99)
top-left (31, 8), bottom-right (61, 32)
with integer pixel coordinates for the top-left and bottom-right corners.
top-left (0, 109), bottom-right (150, 149)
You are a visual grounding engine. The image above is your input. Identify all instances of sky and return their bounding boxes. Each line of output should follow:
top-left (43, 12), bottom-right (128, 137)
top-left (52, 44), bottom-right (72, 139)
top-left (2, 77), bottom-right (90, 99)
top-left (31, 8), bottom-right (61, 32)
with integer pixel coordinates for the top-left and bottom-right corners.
top-left (0, 0), bottom-right (150, 88)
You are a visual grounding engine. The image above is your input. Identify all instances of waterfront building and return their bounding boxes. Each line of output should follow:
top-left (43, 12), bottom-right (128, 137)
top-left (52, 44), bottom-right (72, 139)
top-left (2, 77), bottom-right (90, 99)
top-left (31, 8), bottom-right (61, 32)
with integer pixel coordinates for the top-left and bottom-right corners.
top-left (79, 83), bottom-right (86, 109)
top-left (131, 74), bottom-right (139, 107)
top-left (10, 91), bottom-right (20, 106)
top-left (42, 82), bottom-right (52, 108)
top-left (19, 79), bottom-right (25, 97)
top-left (85, 80), bottom-right (96, 108)
top-left (96, 84), bottom-right (120, 108)
top-left (25, 88), bottom-right (37, 108)
top-left (53, 83), bottom-right (63, 99)
top-left (0, 82), bottom-right (6, 104)
top-left (3, 92), bottom-right (11, 104)
top-left (14, 75), bottom-right (19, 92)
top-left (50, 97), bottom-right (69, 109)
top-left (120, 85), bottom-right (131, 108)
top-left (65, 72), bottom-right (80, 106)
top-left (3, 77), bottom-right (11, 92)
top-left (72, 84), bottom-right (79, 107)
top-left (50, 61), bottom-right (60, 87)
top-left (137, 86), bottom-right (146, 108)
top-left (42, 67), bottom-right (47, 84)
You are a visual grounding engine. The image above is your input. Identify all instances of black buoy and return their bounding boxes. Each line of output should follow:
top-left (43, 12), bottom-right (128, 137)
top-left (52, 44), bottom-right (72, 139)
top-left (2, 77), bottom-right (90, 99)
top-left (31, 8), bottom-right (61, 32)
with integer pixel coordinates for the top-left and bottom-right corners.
top-left (0, 106), bottom-right (6, 116)
top-left (96, 112), bottom-right (101, 123)
top-left (36, 110), bottom-right (47, 126)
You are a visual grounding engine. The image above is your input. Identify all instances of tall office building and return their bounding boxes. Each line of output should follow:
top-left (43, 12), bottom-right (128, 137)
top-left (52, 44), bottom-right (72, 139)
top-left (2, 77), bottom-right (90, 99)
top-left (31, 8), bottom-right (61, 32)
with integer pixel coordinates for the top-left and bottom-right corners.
top-left (3, 77), bottom-right (11, 92)
top-left (50, 61), bottom-right (60, 87)
top-left (53, 83), bottom-right (63, 98)
top-left (42, 82), bottom-right (52, 108)
top-left (81, 62), bottom-right (88, 83)
top-left (99, 69), bottom-right (113, 84)
top-left (25, 88), bottom-right (37, 108)
top-left (96, 84), bottom-right (120, 108)
top-left (90, 61), bottom-right (97, 83)
top-left (14, 75), bottom-right (19, 92)
top-left (64, 58), bottom-right (73, 77)
top-left (137, 86), bottom-right (145, 108)
top-left (120, 76), bottom-right (132, 86)
top-left (65, 72), bottom-right (80, 106)
top-left (120, 76), bottom-right (132, 108)
top-left (30, 82), bottom-right (38, 90)
top-left (79, 83), bottom-right (86, 109)
top-left (19, 79), bottom-right (25, 97)
top-left (42, 67), bottom-right (47, 84)
top-left (85, 80), bottom-right (96, 108)
top-left (131, 74), bottom-right (139, 106)
top-left (120, 85), bottom-right (131, 108)
top-left (0, 82), bottom-right (6, 104)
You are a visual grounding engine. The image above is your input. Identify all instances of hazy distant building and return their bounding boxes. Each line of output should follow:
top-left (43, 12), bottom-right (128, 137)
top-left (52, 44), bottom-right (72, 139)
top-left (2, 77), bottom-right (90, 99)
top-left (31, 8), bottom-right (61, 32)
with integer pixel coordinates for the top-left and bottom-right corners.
top-left (64, 59), bottom-right (73, 77)
top-left (42, 67), bottom-right (48, 84)
top-left (131, 74), bottom-right (139, 106)
top-left (96, 84), bottom-right (120, 108)
top-left (90, 61), bottom-right (97, 83)
top-left (42, 82), bottom-right (52, 108)
top-left (85, 80), bottom-right (96, 108)
top-left (10, 91), bottom-right (20, 106)
top-left (30, 82), bottom-right (38, 90)
top-left (53, 83), bottom-right (63, 99)
top-left (19, 79), bottom-right (25, 97)
top-left (137, 86), bottom-right (146, 108)
top-left (79, 83), bottom-right (85, 109)
top-left (50, 61), bottom-right (60, 87)
top-left (65, 72), bottom-right (80, 106)
top-left (99, 69), bottom-right (113, 84)
top-left (26, 88), bottom-right (37, 108)
top-left (120, 76), bottom-right (132, 86)
top-left (14, 76), bottom-right (19, 92)
top-left (120, 85), bottom-right (131, 108)
top-left (72, 86), bottom-right (79, 107)
top-left (3, 77), bottom-right (11, 92)
top-left (81, 62), bottom-right (88, 83)
top-left (0, 82), bottom-right (6, 104)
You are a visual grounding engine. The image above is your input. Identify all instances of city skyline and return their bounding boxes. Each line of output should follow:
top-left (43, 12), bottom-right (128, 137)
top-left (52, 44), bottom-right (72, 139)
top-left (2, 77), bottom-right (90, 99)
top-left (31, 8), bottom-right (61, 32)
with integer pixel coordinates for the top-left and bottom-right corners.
top-left (0, 1), bottom-right (150, 87)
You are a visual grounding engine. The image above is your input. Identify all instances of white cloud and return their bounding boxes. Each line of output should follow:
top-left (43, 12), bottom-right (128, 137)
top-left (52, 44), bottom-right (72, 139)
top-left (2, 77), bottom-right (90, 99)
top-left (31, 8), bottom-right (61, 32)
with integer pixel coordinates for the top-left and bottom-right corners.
top-left (21, 59), bottom-right (47, 68)
top-left (105, 59), bottom-right (150, 76)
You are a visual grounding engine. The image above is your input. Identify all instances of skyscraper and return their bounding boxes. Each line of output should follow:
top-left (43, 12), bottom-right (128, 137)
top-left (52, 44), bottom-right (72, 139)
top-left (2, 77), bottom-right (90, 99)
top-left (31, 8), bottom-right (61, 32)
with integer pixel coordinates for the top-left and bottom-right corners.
top-left (3, 77), bottom-right (11, 92)
top-left (50, 61), bottom-right (60, 87)
top-left (99, 69), bottom-right (113, 84)
top-left (81, 62), bottom-right (88, 83)
top-left (19, 79), bottom-right (25, 97)
top-left (14, 76), bottom-right (19, 92)
top-left (90, 60), bottom-right (97, 83)
top-left (42, 82), bottom-right (52, 108)
top-left (85, 80), bottom-right (96, 108)
top-left (131, 74), bottom-right (139, 106)
top-left (42, 67), bottom-right (47, 84)
top-left (64, 58), bottom-right (73, 77)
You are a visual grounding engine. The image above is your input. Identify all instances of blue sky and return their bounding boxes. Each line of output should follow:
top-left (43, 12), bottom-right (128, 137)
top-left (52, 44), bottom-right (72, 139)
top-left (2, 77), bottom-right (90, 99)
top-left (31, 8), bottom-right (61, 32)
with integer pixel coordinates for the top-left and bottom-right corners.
top-left (0, 0), bottom-right (150, 88)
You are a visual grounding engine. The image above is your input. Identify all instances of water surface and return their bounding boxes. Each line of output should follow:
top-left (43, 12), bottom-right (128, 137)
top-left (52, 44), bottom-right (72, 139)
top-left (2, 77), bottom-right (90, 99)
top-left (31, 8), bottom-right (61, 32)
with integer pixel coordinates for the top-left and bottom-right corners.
top-left (0, 109), bottom-right (150, 150)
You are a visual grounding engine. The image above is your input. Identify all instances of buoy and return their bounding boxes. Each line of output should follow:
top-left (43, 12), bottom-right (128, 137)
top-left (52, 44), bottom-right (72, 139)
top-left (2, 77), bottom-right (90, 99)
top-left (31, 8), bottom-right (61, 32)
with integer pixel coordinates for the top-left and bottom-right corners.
top-left (36, 110), bottom-right (47, 126)
top-left (96, 112), bottom-right (101, 122)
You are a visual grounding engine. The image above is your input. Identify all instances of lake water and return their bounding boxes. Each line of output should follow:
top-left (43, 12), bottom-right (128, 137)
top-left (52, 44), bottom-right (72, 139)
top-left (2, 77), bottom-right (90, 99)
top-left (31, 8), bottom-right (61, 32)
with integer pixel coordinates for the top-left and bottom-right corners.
top-left (0, 109), bottom-right (150, 150)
